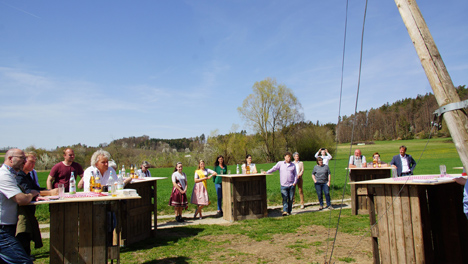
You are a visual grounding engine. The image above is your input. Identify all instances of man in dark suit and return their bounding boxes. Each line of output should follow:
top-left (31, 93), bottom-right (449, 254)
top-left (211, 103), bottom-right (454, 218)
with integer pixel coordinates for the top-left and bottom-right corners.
top-left (390, 145), bottom-right (416, 176)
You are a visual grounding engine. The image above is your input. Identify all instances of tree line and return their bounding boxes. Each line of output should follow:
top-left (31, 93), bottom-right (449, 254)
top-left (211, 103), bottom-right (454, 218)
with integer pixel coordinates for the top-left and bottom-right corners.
top-left (336, 85), bottom-right (467, 143)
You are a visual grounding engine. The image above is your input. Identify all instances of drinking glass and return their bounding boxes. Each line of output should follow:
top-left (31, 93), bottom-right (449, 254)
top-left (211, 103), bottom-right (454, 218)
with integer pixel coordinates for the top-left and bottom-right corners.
top-left (58, 184), bottom-right (65, 199)
top-left (219, 170), bottom-right (223, 175)
top-left (392, 168), bottom-right (398, 178)
top-left (227, 170), bottom-right (231, 174)
top-left (261, 169), bottom-right (265, 174)
top-left (439, 165), bottom-right (447, 176)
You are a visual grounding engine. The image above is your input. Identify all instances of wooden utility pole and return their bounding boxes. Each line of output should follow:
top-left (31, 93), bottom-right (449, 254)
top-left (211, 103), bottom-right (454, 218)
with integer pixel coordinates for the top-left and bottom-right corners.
top-left (395, 0), bottom-right (468, 170)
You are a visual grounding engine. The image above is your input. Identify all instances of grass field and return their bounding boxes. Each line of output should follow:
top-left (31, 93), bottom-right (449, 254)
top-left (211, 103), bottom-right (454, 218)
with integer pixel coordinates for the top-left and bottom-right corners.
top-left (24, 138), bottom-right (465, 263)
top-left (33, 137), bottom-right (461, 221)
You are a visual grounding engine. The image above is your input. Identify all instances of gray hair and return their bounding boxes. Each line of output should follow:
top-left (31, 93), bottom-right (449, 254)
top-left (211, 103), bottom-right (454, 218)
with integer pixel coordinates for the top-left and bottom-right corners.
top-left (293, 152), bottom-right (299, 157)
top-left (108, 159), bottom-right (117, 170)
top-left (90, 149), bottom-right (111, 166)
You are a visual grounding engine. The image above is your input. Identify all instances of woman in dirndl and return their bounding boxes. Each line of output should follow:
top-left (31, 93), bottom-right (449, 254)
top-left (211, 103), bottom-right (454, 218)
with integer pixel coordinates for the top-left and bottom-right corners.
top-left (191, 159), bottom-right (216, 219)
top-left (169, 162), bottom-right (188, 222)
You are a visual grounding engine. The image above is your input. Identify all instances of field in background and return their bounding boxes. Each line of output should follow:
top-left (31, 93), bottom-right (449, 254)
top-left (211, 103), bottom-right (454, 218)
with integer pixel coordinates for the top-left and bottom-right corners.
top-left (32, 137), bottom-right (461, 221)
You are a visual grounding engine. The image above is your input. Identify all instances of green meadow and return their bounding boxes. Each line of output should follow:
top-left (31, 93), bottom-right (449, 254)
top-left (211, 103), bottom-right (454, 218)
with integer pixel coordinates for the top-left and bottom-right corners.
top-left (32, 137), bottom-right (461, 221)
top-left (17, 138), bottom-right (466, 263)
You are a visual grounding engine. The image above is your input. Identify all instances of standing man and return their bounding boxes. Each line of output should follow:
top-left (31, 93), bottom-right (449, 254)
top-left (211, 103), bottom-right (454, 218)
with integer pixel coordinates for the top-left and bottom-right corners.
top-left (16, 152), bottom-right (58, 260)
top-left (0, 149), bottom-right (39, 263)
top-left (349, 149), bottom-right (367, 168)
top-left (267, 152), bottom-right (297, 216)
top-left (46, 148), bottom-right (84, 191)
top-left (390, 145), bottom-right (417, 176)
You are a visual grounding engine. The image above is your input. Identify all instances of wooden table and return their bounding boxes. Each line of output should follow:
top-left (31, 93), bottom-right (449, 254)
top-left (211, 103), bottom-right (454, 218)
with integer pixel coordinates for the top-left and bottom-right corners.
top-left (219, 173), bottom-right (271, 221)
top-left (120, 177), bottom-right (167, 246)
top-left (349, 176), bottom-right (468, 264)
top-left (349, 167), bottom-right (392, 215)
top-left (33, 194), bottom-right (140, 264)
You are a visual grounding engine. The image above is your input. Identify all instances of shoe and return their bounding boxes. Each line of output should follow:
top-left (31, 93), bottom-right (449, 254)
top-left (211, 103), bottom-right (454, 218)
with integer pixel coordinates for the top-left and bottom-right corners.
top-left (220, 211), bottom-right (223, 217)
top-left (328, 206), bottom-right (333, 210)
top-left (300, 205), bottom-right (305, 209)
top-left (319, 206), bottom-right (323, 210)
top-left (194, 211), bottom-right (198, 219)
top-left (199, 216), bottom-right (203, 220)
top-left (176, 216), bottom-right (180, 222)
top-left (282, 212), bottom-right (288, 216)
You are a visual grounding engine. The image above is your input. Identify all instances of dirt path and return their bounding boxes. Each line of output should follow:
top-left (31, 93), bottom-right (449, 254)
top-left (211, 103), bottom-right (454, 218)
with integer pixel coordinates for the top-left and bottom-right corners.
top-left (40, 199), bottom-right (352, 238)
top-left (158, 199), bottom-right (352, 228)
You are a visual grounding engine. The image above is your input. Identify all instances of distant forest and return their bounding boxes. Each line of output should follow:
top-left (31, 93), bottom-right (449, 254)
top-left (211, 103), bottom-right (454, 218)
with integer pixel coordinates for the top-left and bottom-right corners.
top-left (336, 85), bottom-right (467, 143)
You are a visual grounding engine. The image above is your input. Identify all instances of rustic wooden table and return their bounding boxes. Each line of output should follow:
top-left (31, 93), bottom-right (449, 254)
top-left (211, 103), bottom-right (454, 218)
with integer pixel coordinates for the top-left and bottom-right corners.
top-left (219, 173), bottom-right (271, 222)
top-left (348, 167), bottom-right (392, 215)
top-left (350, 175), bottom-right (468, 264)
top-left (33, 194), bottom-right (140, 264)
top-left (120, 177), bottom-right (167, 246)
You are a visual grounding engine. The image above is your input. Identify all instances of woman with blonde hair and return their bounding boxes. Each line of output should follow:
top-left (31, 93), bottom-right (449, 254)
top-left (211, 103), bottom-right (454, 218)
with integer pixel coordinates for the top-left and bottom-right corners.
top-left (191, 160), bottom-right (216, 219)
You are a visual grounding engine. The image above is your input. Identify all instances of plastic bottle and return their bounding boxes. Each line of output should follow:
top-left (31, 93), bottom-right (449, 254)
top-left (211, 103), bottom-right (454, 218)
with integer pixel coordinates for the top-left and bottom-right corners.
top-left (117, 172), bottom-right (124, 190)
top-left (236, 164), bottom-right (239, 174)
top-left (121, 165), bottom-right (126, 179)
top-left (69, 172), bottom-right (76, 195)
top-left (108, 171), bottom-right (115, 195)
top-left (94, 171), bottom-right (102, 193)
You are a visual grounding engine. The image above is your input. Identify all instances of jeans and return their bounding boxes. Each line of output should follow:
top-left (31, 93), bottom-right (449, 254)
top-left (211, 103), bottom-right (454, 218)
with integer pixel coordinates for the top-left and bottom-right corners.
top-left (315, 183), bottom-right (331, 207)
top-left (215, 183), bottom-right (223, 212)
top-left (0, 225), bottom-right (33, 264)
top-left (280, 185), bottom-right (295, 214)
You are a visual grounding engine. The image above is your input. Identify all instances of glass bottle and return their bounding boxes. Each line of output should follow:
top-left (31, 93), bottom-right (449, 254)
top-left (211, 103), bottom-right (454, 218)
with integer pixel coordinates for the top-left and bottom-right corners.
top-left (69, 172), bottom-right (76, 195)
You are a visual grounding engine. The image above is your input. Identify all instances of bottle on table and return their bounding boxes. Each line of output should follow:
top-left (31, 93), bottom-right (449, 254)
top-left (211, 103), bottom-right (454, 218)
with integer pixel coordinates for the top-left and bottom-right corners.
top-left (130, 164), bottom-right (135, 178)
top-left (108, 171), bottom-right (115, 195)
top-left (89, 171), bottom-right (95, 192)
top-left (236, 164), bottom-right (239, 174)
top-left (69, 172), bottom-right (76, 195)
top-left (373, 157), bottom-right (377, 168)
top-left (94, 171), bottom-right (102, 193)
top-left (121, 165), bottom-right (126, 179)
top-left (378, 158), bottom-right (381, 168)
top-left (246, 164), bottom-right (250, 174)
top-left (117, 172), bottom-right (124, 190)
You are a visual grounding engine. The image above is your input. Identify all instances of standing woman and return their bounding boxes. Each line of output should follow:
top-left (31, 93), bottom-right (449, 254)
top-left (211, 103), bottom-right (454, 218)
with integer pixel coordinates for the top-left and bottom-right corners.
top-left (213, 155), bottom-right (227, 217)
top-left (315, 148), bottom-right (333, 166)
top-left (169, 162), bottom-right (188, 222)
top-left (241, 154), bottom-right (258, 174)
top-left (312, 157), bottom-right (332, 210)
top-left (293, 152), bottom-right (305, 209)
top-left (191, 160), bottom-right (216, 219)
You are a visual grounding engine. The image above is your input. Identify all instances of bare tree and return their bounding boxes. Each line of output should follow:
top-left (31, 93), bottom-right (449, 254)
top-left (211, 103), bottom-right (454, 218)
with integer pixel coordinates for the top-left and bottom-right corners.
top-left (237, 78), bottom-right (303, 162)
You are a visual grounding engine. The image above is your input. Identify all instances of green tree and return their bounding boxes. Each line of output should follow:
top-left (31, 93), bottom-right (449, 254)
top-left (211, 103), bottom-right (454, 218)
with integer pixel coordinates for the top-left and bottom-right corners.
top-left (238, 78), bottom-right (303, 162)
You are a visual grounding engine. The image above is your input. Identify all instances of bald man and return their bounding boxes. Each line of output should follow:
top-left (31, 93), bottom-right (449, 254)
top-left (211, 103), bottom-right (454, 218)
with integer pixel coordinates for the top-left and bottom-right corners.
top-left (0, 149), bottom-right (38, 263)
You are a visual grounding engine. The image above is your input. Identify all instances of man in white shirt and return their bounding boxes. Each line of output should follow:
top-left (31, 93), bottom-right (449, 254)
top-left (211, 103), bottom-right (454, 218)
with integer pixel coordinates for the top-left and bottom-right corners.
top-left (390, 146), bottom-right (417, 176)
top-left (0, 149), bottom-right (39, 263)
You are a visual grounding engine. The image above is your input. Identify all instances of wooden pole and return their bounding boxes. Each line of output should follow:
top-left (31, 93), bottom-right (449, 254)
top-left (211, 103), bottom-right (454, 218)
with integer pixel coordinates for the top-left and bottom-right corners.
top-left (394, 0), bottom-right (468, 170)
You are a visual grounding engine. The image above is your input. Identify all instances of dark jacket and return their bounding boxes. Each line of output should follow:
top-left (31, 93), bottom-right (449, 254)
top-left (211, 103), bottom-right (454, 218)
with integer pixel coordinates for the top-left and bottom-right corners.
top-left (390, 154), bottom-right (417, 176)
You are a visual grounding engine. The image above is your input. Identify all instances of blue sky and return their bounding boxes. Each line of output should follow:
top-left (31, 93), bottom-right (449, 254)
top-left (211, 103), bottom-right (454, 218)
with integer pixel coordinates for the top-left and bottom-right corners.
top-left (1, 0), bottom-right (467, 150)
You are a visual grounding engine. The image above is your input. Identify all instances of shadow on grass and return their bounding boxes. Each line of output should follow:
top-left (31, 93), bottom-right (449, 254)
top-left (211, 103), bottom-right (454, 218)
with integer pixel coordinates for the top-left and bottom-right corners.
top-left (142, 256), bottom-right (190, 264)
top-left (120, 226), bottom-right (205, 252)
